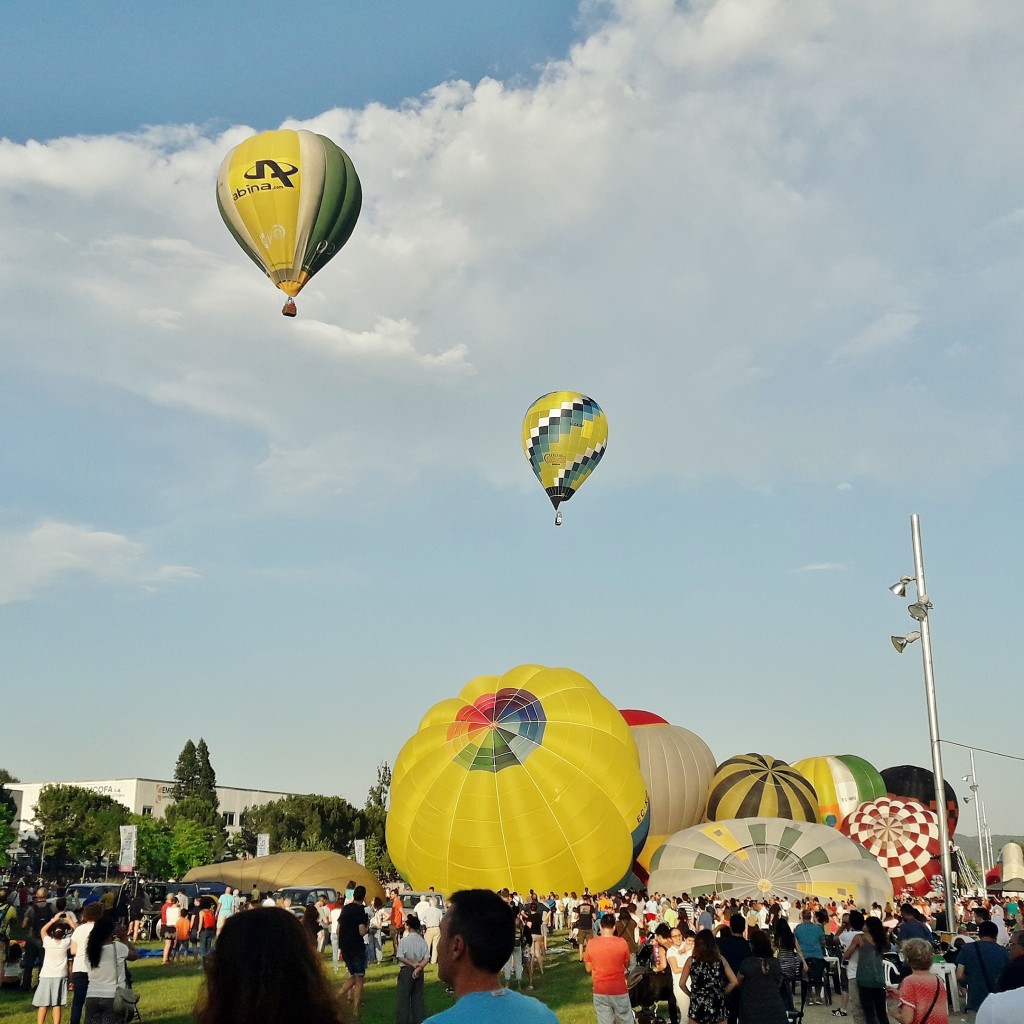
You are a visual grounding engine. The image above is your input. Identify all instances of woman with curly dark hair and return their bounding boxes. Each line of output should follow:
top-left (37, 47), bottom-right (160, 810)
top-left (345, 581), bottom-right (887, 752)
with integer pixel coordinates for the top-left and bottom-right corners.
top-left (193, 908), bottom-right (341, 1024)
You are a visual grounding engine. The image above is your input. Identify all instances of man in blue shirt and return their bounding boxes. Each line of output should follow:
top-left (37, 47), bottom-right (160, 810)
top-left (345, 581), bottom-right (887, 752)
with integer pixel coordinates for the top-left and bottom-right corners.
top-left (957, 921), bottom-right (1010, 1013)
top-left (429, 889), bottom-right (558, 1024)
top-left (897, 903), bottom-right (932, 942)
top-left (794, 909), bottom-right (827, 1005)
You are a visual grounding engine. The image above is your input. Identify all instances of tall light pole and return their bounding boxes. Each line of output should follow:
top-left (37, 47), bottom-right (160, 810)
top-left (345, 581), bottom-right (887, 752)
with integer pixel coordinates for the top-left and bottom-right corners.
top-left (889, 514), bottom-right (957, 919)
top-left (964, 749), bottom-right (988, 894)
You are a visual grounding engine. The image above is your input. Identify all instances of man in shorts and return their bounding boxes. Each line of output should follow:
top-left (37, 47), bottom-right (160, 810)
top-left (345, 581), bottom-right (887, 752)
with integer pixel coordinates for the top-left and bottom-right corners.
top-left (339, 884), bottom-right (370, 1018)
top-left (575, 891), bottom-right (595, 961)
top-left (525, 898), bottom-right (545, 989)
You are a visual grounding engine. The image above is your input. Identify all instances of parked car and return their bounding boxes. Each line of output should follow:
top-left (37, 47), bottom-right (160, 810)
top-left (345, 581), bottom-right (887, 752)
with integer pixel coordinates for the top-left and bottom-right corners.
top-left (271, 886), bottom-right (340, 915)
top-left (399, 891), bottom-right (446, 913)
top-left (64, 883), bottom-right (125, 911)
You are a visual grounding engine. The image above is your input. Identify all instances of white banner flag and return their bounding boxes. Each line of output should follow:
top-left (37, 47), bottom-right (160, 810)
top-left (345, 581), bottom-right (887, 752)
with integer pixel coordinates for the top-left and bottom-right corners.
top-left (256, 833), bottom-right (270, 858)
top-left (354, 838), bottom-right (366, 865)
top-left (118, 825), bottom-right (137, 873)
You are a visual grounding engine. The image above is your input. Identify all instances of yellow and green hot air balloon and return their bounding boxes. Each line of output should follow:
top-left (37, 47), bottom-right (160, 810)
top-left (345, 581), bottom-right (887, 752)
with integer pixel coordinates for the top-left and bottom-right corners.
top-left (522, 391), bottom-right (608, 526)
top-left (792, 754), bottom-right (887, 829)
top-left (216, 129), bottom-right (361, 316)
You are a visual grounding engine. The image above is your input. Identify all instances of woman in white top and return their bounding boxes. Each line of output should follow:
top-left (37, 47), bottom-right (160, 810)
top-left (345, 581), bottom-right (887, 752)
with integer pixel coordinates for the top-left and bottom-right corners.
top-left (69, 904), bottom-right (104, 1024)
top-left (84, 915), bottom-right (138, 1024)
top-left (34, 913), bottom-right (73, 1024)
top-left (667, 927), bottom-right (695, 1022)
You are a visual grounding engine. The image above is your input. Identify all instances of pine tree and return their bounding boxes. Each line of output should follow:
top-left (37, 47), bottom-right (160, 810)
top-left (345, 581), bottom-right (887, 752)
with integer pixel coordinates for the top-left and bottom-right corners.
top-left (195, 738), bottom-right (217, 805)
top-left (172, 740), bottom-right (200, 800)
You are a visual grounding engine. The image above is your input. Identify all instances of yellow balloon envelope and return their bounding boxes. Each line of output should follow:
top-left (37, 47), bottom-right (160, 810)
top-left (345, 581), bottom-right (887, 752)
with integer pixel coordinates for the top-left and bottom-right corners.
top-left (522, 392), bottom-right (607, 524)
top-left (216, 129), bottom-right (361, 314)
top-left (387, 665), bottom-right (649, 894)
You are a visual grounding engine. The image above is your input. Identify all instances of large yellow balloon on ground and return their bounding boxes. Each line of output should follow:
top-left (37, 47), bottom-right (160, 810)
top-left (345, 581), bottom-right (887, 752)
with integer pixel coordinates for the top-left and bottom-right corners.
top-left (387, 665), bottom-right (649, 894)
top-left (522, 392), bottom-right (607, 525)
top-left (216, 129), bottom-right (361, 315)
top-left (620, 710), bottom-right (716, 872)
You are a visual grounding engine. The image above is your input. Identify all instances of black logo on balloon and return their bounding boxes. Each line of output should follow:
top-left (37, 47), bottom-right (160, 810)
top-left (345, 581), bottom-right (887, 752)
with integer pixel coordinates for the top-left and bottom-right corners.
top-left (232, 160), bottom-right (300, 201)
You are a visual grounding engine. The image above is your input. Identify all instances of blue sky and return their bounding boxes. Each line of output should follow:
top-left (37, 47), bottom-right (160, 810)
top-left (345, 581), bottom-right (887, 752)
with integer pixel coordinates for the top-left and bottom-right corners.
top-left (2, 0), bottom-right (1022, 844)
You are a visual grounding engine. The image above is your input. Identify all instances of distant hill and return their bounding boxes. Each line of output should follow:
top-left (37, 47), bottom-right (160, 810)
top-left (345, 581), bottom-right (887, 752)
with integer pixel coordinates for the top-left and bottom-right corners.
top-left (954, 834), bottom-right (1023, 865)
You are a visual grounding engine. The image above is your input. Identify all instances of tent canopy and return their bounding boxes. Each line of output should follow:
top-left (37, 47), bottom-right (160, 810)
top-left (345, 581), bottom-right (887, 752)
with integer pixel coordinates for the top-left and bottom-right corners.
top-left (183, 852), bottom-right (384, 903)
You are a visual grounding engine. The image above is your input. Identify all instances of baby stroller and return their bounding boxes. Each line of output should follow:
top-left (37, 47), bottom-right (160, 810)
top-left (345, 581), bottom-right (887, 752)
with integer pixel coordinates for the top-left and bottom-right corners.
top-left (628, 940), bottom-right (672, 1024)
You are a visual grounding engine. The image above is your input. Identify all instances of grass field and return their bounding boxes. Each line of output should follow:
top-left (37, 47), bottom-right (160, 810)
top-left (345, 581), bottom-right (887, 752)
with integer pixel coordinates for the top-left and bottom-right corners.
top-left (0, 936), bottom-right (850, 1024)
top-left (0, 935), bottom-right (599, 1024)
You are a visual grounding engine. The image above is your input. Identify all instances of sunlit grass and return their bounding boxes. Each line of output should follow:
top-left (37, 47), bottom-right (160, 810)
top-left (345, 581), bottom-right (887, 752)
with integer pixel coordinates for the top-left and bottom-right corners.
top-left (0, 936), bottom-right (598, 1024)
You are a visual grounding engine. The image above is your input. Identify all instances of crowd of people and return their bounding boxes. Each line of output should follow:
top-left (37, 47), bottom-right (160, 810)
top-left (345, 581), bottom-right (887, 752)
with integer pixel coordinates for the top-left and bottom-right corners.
top-left (3, 876), bottom-right (1023, 1024)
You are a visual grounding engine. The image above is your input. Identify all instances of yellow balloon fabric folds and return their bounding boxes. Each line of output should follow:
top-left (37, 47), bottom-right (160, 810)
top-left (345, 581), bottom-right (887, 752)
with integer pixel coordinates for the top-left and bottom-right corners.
top-left (387, 665), bottom-right (650, 894)
top-left (216, 129), bottom-right (361, 305)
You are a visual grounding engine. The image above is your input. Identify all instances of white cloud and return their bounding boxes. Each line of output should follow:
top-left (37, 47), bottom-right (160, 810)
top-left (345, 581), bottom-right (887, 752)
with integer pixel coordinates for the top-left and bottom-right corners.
top-left (3, 0), bottom-right (1024, 508)
top-left (0, 521), bottom-right (200, 605)
top-left (795, 563), bottom-right (846, 573)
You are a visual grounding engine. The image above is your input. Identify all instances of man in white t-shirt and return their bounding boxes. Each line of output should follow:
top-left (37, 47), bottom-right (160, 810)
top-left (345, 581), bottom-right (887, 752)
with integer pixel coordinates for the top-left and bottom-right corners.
top-left (420, 897), bottom-right (444, 964)
top-left (329, 900), bottom-right (344, 973)
top-left (977, 987), bottom-right (1024, 1024)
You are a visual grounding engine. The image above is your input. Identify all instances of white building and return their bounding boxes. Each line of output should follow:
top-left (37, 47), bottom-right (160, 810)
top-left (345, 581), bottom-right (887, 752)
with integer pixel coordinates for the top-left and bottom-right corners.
top-left (8, 778), bottom-right (297, 841)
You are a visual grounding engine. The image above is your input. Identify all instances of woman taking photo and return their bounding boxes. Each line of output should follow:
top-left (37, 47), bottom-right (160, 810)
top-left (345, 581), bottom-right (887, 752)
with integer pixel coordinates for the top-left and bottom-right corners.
top-left (83, 916), bottom-right (138, 1024)
top-left (680, 929), bottom-right (739, 1024)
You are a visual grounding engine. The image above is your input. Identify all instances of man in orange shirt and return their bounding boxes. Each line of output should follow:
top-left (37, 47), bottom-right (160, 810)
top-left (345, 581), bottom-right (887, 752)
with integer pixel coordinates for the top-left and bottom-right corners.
top-left (390, 889), bottom-right (406, 959)
top-left (584, 914), bottom-right (632, 1024)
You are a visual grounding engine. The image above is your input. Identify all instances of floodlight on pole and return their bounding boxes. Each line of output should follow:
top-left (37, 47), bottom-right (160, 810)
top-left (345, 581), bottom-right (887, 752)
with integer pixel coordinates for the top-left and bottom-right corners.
top-left (888, 514), bottom-right (957, 916)
top-left (891, 631), bottom-right (920, 653)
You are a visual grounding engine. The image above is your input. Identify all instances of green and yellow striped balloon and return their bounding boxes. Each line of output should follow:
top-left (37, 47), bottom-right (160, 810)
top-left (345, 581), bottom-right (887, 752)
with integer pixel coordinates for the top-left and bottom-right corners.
top-left (792, 754), bottom-right (886, 829)
top-left (216, 129), bottom-right (361, 315)
top-left (705, 753), bottom-right (819, 823)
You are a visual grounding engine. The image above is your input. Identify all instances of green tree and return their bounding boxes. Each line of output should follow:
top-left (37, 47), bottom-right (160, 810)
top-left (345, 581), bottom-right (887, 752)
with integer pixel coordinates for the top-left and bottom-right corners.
top-left (0, 797), bottom-right (15, 868)
top-left (357, 762), bottom-right (392, 877)
top-left (362, 834), bottom-right (395, 879)
top-left (127, 814), bottom-right (173, 878)
top-left (0, 769), bottom-right (18, 829)
top-left (34, 785), bottom-right (128, 868)
top-left (241, 794), bottom-right (360, 854)
top-left (172, 740), bottom-right (200, 801)
top-left (195, 738), bottom-right (217, 804)
top-left (168, 819), bottom-right (220, 877)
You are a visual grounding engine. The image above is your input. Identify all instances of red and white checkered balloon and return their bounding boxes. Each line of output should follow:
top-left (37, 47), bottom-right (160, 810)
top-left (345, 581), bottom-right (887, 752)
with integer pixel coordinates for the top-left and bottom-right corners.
top-left (841, 796), bottom-right (941, 895)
